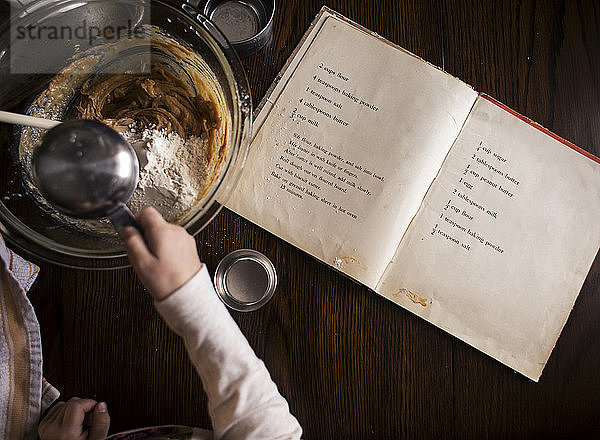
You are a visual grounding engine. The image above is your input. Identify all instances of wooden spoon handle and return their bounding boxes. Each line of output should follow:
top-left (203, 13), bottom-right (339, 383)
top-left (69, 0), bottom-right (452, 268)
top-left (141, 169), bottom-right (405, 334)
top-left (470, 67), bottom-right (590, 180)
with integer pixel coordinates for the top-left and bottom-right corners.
top-left (0, 110), bottom-right (61, 130)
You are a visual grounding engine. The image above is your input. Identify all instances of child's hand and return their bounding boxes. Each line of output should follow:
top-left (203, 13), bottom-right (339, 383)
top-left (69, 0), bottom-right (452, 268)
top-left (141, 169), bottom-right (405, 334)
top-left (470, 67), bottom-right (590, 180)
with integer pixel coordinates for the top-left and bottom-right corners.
top-left (38, 397), bottom-right (110, 440)
top-left (123, 207), bottom-right (202, 301)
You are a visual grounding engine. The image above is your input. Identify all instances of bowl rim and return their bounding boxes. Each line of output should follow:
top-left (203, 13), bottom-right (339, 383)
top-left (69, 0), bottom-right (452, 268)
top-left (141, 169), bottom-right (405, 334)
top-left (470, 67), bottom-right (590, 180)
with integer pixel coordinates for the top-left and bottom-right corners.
top-left (0, 0), bottom-right (253, 269)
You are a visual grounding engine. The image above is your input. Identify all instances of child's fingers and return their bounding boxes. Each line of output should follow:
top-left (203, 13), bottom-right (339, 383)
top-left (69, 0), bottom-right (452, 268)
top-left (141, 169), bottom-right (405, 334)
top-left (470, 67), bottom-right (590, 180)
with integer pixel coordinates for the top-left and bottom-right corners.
top-left (88, 402), bottom-right (111, 440)
top-left (122, 226), bottom-right (155, 267)
top-left (136, 207), bottom-right (170, 252)
top-left (62, 397), bottom-right (97, 430)
top-left (137, 207), bottom-right (167, 232)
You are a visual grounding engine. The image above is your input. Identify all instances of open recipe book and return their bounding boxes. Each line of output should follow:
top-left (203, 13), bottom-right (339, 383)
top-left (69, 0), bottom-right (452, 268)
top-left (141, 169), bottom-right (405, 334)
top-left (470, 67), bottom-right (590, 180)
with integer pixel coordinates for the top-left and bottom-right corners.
top-left (226, 7), bottom-right (600, 381)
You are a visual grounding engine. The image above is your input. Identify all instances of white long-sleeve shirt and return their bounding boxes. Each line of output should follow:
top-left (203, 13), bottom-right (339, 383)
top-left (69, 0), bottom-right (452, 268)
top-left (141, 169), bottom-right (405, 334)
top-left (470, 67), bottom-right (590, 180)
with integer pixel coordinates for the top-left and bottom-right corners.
top-left (153, 265), bottom-right (303, 440)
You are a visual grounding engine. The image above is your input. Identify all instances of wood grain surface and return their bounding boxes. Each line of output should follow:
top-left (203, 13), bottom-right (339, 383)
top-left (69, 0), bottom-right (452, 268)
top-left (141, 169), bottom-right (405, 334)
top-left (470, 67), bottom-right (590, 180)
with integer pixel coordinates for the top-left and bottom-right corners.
top-left (2, 0), bottom-right (600, 438)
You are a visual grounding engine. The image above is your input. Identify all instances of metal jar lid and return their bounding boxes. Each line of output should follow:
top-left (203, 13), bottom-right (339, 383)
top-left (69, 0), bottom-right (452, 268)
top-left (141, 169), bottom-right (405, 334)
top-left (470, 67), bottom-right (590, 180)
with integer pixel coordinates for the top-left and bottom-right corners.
top-left (214, 249), bottom-right (277, 311)
top-left (188, 0), bottom-right (275, 57)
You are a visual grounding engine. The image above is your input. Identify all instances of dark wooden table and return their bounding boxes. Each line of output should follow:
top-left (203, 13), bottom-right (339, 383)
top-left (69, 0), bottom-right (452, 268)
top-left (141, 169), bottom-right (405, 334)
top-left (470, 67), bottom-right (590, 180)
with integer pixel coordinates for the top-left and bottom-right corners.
top-left (11, 0), bottom-right (600, 438)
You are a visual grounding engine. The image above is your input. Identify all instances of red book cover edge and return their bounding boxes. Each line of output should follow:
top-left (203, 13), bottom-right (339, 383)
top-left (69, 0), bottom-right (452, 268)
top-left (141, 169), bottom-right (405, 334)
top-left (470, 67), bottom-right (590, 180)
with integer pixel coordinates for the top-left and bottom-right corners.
top-left (480, 94), bottom-right (600, 166)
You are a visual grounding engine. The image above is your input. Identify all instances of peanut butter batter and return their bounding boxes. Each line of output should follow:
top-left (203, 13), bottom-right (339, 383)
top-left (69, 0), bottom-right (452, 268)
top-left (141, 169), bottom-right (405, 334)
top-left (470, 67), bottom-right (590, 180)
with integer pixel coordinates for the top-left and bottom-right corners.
top-left (20, 27), bottom-right (231, 231)
top-left (76, 63), bottom-right (220, 140)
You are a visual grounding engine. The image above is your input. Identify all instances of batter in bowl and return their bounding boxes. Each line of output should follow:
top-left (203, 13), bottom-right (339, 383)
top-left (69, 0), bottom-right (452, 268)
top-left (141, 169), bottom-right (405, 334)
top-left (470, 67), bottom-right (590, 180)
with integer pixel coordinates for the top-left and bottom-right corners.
top-left (19, 28), bottom-right (229, 226)
top-left (76, 63), bottom-right (222, 222)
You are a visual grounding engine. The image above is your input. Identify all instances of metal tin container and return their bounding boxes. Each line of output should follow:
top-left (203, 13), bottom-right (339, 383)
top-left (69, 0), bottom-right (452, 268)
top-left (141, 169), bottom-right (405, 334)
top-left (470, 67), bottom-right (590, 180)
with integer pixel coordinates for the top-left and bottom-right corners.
top-left (214, 249), bottom-right (277, 311)
top-left (188, 0), bottom-right (275, 57)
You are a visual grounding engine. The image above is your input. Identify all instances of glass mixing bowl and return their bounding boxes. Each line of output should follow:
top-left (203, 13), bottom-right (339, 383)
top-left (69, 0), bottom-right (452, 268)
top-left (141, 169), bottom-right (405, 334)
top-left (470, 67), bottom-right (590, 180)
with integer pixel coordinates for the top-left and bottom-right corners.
top-left (0, 0), bottom-right (251, 269)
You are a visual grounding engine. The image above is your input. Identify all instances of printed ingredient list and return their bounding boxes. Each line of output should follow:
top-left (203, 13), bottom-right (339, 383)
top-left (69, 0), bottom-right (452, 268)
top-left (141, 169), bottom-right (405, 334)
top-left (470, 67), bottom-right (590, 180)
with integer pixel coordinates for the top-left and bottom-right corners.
top-left (429, 140), bottom-right (523, 255)
top-left (263, 59), bottom-right (387, 223)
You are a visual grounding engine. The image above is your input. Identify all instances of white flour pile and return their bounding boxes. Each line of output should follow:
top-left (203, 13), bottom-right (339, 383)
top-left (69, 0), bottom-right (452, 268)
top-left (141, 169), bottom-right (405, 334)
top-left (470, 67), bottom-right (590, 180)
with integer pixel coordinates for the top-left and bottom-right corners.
top-left (123, 126), bottom-right (211, 222)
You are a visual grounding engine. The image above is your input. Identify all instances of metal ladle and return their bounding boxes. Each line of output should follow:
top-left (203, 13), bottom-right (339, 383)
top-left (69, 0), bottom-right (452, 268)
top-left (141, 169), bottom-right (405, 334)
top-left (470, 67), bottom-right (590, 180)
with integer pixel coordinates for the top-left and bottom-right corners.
top-left (30, 119), bottom-right (141, 237)
top-left (1, 111), bottom-right (141, 237)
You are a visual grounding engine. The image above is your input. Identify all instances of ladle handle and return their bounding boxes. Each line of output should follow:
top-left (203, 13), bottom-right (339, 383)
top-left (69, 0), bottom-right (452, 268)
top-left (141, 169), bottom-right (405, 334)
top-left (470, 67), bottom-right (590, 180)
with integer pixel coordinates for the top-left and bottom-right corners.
top-left (108, 204), bottom-right (142, 238)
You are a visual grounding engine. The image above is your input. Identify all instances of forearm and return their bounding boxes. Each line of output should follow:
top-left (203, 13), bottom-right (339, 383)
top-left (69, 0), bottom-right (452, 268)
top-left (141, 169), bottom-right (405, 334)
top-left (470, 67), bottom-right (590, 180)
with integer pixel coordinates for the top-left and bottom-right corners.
top-left (154, 266), bottom-right (302, 439)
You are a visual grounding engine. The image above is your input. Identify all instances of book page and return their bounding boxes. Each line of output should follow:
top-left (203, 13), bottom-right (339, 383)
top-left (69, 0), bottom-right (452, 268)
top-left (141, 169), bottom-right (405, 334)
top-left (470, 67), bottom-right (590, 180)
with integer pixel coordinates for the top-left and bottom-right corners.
top-left (376, 95), bottom-right (600, 381)
top-left (226, 13), bottom-right (477, 289)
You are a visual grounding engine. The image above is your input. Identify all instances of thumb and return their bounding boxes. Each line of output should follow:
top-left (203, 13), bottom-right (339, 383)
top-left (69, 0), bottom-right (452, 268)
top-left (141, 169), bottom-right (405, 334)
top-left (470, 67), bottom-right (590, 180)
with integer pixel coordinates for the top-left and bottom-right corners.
top-left (88, 402), bottom-right (110, 440)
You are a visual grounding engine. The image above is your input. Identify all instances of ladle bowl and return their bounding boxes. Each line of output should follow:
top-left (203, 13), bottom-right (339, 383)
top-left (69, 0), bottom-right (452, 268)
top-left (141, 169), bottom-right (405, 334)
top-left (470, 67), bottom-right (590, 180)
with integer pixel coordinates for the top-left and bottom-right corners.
top-left (32, 119), bottom-right (140, 235)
